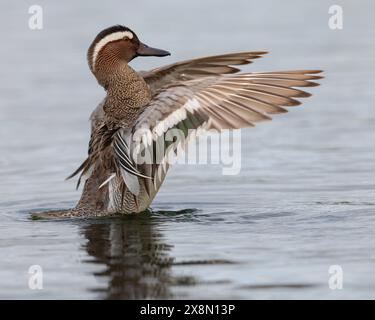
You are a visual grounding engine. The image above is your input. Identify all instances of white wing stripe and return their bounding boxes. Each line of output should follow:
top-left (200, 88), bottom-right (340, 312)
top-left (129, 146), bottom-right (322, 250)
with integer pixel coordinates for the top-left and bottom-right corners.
top-left (151, 97), bottom-right (201, 139)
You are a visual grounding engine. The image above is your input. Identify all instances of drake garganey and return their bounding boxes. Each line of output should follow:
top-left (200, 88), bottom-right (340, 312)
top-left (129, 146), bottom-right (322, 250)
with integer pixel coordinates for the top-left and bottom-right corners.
top-left (41, 25), bottom-right (323, 218)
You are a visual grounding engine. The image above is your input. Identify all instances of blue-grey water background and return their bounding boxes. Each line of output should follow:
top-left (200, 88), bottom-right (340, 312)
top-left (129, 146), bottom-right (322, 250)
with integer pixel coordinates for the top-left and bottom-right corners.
top-left (1, 0), bottom-right (374, 299)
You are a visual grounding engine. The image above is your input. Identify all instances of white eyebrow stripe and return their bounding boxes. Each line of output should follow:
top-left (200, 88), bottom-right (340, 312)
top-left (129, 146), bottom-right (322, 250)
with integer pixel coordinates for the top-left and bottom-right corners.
top-left (92, 31), bottom-right (133, 70)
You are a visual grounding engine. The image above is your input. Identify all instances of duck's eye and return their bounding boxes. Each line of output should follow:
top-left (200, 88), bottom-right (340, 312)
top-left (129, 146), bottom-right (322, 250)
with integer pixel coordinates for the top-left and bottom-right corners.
top-left (124, 37), bottom-right (130, 41)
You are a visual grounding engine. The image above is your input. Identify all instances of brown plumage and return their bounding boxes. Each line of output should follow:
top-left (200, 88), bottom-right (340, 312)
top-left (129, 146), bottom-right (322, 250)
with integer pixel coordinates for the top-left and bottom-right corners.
top-left (38, 25), bottom-right (323, 218)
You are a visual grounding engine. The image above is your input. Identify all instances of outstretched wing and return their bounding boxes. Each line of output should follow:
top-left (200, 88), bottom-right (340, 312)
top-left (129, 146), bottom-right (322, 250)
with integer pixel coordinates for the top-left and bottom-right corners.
top-left (111, 70), bottom-right (322, 204)
top-left (140, 51), bottom-right (268, 94)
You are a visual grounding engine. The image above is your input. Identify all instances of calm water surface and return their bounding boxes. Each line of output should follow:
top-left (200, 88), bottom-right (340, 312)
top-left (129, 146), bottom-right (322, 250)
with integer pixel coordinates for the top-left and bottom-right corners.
top-left (1, 1), bottom-right (375, 299)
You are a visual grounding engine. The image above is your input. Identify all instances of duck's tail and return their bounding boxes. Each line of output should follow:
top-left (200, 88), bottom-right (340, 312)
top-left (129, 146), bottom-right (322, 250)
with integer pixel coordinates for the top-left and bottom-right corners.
top-left (30, 208), bottom-right (117, 220)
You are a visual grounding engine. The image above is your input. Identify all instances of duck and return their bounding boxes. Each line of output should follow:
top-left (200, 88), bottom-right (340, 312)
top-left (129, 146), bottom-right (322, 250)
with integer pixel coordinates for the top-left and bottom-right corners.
top-left (42, 25), bottom-right (323, 218)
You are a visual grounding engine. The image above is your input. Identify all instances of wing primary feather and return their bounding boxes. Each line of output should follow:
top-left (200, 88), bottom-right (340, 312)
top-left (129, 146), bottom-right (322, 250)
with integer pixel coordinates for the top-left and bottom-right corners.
top-left (114, 138), bottom-right (153, 180)
top-left (116, 133), bottom-right (130, 151)
top-left (99, 173), bottom-right (116, 189)
top-left (113, 139), bottom-right (136, 169)
top-left (65, 158), bottom-right (89, 180)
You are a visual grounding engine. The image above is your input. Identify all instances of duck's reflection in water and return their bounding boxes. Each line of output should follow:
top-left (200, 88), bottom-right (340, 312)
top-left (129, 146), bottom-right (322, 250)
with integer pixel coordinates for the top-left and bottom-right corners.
top-left (81, 214), bottom-right (176, 299)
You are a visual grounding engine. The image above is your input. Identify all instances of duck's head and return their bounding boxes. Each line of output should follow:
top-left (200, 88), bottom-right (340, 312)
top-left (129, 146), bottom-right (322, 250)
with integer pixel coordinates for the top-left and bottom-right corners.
top-left (87, 25), bottom-right (170, 81)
